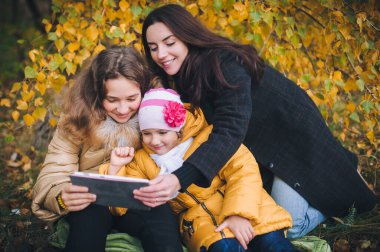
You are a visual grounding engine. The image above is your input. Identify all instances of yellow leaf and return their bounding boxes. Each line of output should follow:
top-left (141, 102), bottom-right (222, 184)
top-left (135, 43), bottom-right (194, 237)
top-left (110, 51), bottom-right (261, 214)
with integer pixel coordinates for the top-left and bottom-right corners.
top-left (35, 82), bottom-right (46, 95)
top-left (12, 110), bottom-right (20, 121)
top-left (64, 52), bottom-right (75, 61)
top-left (233, 2), bottom-right (245, 12)
top-left (34, 97), bottom-right (44, 106)
top-left (63, 22), bottom-right (76, 35)
top-left (74, 2), bottom-right (85, 13)
top-left (198, 0), bottom-right (207, 7)
top-left (16, 100), bottom-right (28, 110)
top-left (49, 118), bottom-right (57, 127)
top-left (346, 102), bottom-right (356, 112)
top-left (87, 24), bottom-right (99, 41)
top-left (93, 43), bottom-right (106, 56)
top-left (45, 22), bottom-right (52, 33)
top-left (333, 71), bottom-right (342, 81)
top-left (49, 74), bottom-right (67, 93)
top-left (11, 82), bottom-right (21, 93)
top-left (80, 20), bottom-right (88, 29)
top-left (1, 98), bottom-right (11, 107)
top-left (32, 107), bottom-right (47, 121)
top-left (343, 79), bottom-right (358, 92)
top-left (28, 49), bottom-right (38, 62)
top-left (119, 0), bottom-right (129, 12)
top-left (56, 24), bottom-right (63, 37)
top-left (68, 42), bottom-right (80, 53)
top-left (339, 132), bottom-right (346, 142)
top-left (55, 39), bottom-right (65, 51)
top-left (23, 114), bottom-right (35, 126)
top-left (366, 131), bottom-right (374, 144)
top-left (37, 72), bottom-right (45, 82)
top-left (21, 90), bottom-right (35, 102)
top-left (186, 3), bottom-right (199, 16)
top-left (316, 60), bottom-right (324, 69)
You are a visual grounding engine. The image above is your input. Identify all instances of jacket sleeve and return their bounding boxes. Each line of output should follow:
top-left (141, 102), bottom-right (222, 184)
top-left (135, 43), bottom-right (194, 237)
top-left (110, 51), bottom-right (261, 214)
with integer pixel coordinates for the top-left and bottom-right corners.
top-left (218, 145), bottom-right (262, 225)
top-left (31, 127), bottom-right (82, 222)
top-left (174, 52), bottom-right (252, 189)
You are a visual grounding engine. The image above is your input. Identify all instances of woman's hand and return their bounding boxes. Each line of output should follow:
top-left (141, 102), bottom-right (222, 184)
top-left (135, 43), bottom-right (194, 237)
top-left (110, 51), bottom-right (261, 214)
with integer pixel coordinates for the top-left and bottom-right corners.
top-left (215, 215), bottom-right (255, 250)
top-left (61, 184), bottom-right (96, 212)
top-left (133, 174), bottom-right (180, 207)
top-left (108, 147), bottom-right (135, 175)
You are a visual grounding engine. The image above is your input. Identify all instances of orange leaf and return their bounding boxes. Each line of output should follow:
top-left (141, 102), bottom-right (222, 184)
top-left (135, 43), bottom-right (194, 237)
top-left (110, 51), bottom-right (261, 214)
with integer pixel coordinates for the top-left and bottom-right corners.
top-left (0, 98), bottom-right (11, 107)
top-left (12, 110), bottom-right (20, 121)
top-left (23, 114), bottom-right (35, 126)
top-left (16, 100), bottom-right (28, 110)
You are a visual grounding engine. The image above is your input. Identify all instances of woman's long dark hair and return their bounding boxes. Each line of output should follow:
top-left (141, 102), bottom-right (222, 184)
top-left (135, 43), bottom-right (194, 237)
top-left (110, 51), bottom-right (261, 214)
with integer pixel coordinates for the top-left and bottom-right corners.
top-left (142, 4), bottom-right (264, 106)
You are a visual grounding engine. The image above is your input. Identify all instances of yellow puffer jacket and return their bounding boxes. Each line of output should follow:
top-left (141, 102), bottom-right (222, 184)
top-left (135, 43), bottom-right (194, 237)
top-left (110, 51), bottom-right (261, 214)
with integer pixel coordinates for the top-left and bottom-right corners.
top-left (100, 107), bottom-right (292, 252)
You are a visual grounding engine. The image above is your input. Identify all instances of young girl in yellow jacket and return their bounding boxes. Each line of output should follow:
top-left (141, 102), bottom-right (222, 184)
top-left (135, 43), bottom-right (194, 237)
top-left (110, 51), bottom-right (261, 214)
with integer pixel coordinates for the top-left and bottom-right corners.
top-left (100, 88), bottom-right (298, 252)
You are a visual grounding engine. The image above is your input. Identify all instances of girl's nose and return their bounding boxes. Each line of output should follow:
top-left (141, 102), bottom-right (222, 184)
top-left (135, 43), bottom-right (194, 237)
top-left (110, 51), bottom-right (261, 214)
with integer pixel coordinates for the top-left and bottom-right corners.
top-left (117, 102), bottom-right (130, 114)
top-left (151, 135), bottom-right (160, 145)
top-left (157, 47), bottom-right (168, 59)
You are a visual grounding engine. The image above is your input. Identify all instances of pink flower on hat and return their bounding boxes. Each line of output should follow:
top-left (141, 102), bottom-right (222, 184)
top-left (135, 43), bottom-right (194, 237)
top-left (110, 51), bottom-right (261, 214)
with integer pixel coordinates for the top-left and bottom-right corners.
top-left (163, 101), bottom-right (186, 128)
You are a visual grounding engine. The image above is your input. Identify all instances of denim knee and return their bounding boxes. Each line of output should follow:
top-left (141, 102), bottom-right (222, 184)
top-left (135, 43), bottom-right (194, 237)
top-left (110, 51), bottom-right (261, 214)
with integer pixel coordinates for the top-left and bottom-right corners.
top-left (202, 238), bottom-right (245, 252)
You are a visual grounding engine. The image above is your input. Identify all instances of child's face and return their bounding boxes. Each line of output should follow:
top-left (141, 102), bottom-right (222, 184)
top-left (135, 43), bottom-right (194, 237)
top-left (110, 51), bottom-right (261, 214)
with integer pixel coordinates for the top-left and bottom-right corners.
top-left (142, 129), bottom-right (181, 155)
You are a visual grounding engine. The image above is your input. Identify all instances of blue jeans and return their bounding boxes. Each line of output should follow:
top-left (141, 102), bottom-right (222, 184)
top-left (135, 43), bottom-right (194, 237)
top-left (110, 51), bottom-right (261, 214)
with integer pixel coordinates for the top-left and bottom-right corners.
top-left (201, 230), bottom-right (299, 252)
top-left (248, 230), bottom-right (300, 252)
top-left (271, 176), bottom-right (326, 238)
top-left (201, 238), bottom-right (245, 252)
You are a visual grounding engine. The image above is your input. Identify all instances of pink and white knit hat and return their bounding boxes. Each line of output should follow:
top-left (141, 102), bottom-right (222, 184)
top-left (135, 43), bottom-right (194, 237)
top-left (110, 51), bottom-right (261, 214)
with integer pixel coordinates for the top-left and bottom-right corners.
top-left (138, 88), bottom-right (186, 132)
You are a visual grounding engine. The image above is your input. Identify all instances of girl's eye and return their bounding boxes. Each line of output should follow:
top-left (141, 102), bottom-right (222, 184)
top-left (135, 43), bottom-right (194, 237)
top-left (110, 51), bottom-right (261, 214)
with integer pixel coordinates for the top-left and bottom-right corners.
top-left (150, 47), bottom-right (158, 52)
top-left (167, 42), bottom-right (175, 47)
top-left (126, 98), bottom-right (136, 102)
top-left (159, 131), bottom-right (168, 135)
top-left (106, 98), bottom-right (117, 103)
top-left (142, 132), bottom-right (150, 136)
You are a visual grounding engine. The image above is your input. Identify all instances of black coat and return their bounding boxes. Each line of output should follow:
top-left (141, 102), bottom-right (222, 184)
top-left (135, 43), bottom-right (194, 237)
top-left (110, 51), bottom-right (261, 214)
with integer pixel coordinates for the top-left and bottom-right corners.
top-left (171, 52), bottom-right (376, 217)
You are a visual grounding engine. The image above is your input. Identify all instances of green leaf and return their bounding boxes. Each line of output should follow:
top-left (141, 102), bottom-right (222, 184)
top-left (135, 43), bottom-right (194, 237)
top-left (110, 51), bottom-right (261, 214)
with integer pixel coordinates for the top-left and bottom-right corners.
top-left (112, 27), bottom-right (124, 38)
top-left (24, 66), bottom-right (38, 79)
top-left (130, 5), bottom-right (142, 18)
top-left (49, 54), bottom-right (65, 71)
top-left (361, 100), bottom-right (373, 114)
top-left (324, 79), bottom-right (333, 91)
top-left (93, 13), bottom-right (103, 25)
top-left (48, 32), bottom-right (58, 41)
top-left (315, 93), bottom-right (324, 100)
top-left (349, 112), bottom-right (360, 123)
top-left (301, 74), bottom-right (312, 83)
top-left (356, 79), bottom-right (365, 91)
top-left (250, 11), bottom-right (261, 23)
top-left (213, 0), bottom-right (223, 12)
top-left (4, 135), bottom-right (15, 143)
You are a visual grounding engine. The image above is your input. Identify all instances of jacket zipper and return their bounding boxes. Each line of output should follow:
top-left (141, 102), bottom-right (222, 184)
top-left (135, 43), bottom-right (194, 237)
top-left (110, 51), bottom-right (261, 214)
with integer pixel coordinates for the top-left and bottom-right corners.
top-left (184, 189), bottom-right (226, 238)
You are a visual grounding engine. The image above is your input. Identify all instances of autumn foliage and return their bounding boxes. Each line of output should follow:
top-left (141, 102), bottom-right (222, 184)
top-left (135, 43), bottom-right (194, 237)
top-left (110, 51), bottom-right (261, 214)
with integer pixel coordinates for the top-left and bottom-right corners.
top-left (1, 0), bottom-right (379, 176)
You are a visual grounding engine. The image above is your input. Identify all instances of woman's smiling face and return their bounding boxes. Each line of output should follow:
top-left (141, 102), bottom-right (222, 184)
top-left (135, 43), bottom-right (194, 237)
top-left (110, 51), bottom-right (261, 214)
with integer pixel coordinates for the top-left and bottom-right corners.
top-left (146, 22), bottom-right (189, 76)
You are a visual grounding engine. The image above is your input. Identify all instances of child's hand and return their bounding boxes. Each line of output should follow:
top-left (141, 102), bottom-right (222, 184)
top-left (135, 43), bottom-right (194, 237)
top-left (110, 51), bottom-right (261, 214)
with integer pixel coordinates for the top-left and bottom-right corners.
top-left (215, 215), bottom-right (255, 250)
top-left (108, 147), bottom-right (135, 175)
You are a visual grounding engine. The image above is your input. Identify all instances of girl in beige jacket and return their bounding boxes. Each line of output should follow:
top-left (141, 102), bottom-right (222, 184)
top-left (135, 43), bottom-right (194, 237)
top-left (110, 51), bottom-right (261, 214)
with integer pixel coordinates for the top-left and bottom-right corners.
top-left (31, 47), bottom-right (183, 252)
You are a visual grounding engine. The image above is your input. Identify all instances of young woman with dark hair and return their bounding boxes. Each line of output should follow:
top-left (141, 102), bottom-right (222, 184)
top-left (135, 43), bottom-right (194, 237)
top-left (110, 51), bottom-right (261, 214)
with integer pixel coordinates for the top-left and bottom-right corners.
top-left (135, 3), bottom-right (376, 241)
top-left (32, 46), bottom-right (183, 252)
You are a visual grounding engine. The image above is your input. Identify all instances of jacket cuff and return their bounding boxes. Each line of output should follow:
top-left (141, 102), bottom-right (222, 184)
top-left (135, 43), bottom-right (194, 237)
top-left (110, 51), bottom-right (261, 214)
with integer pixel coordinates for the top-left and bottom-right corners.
top-left (173, 163), bottom-right (209, 191)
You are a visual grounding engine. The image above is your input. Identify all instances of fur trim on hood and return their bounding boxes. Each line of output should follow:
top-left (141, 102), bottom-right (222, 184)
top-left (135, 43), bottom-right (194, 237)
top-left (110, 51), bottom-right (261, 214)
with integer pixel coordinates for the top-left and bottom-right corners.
top-left (95, 115), bottom-right (141, 152)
